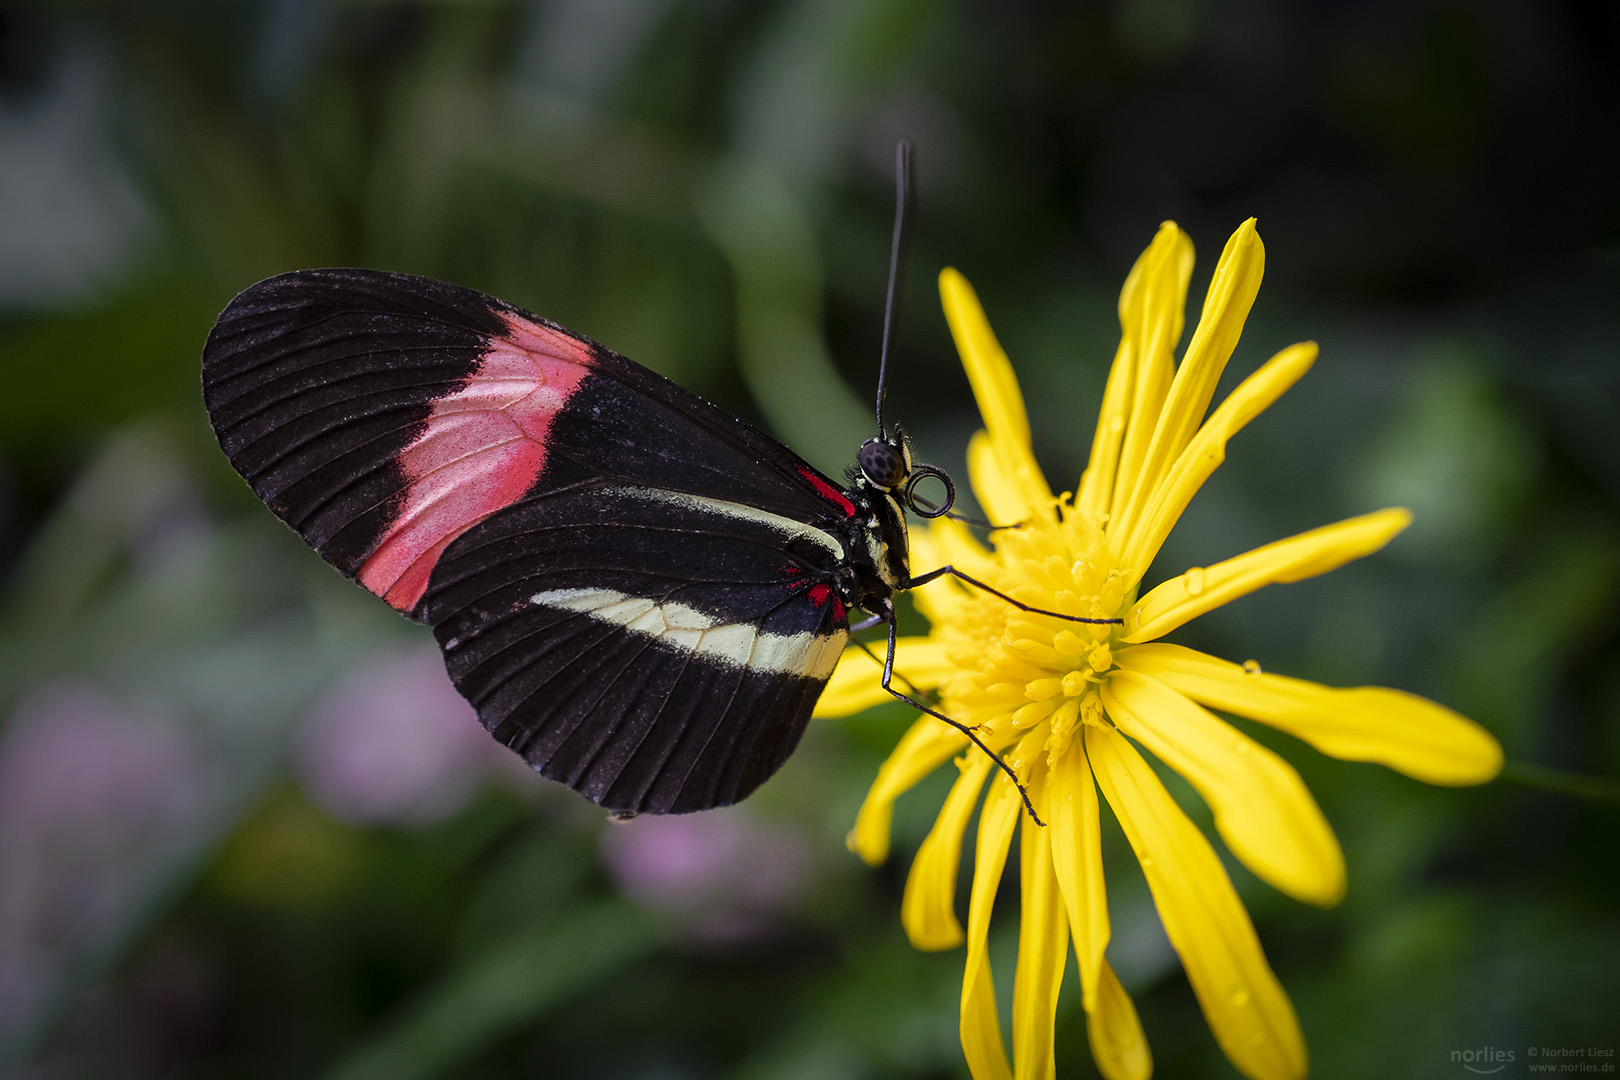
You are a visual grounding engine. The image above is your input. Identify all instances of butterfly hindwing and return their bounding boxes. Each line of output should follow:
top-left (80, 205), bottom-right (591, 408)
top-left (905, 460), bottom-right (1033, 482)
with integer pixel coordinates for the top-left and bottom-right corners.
top-left (426, 484), bottom-right (849, 813)
top-left (203, 268), bottom-right (860, 813)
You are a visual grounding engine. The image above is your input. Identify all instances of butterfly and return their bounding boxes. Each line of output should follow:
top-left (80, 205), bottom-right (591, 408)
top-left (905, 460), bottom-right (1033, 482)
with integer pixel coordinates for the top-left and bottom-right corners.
top-left (200, 143), bottom-right (1113, 819)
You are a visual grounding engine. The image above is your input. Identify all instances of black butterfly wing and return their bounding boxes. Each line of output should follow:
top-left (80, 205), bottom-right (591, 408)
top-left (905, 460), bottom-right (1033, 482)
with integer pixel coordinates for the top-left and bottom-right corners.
top-left (202, 268), bottom-right (861, 618)
top-left (202, 268), bottom-right (861, 812)
top-left (427, 484), bottom-right (850, 813)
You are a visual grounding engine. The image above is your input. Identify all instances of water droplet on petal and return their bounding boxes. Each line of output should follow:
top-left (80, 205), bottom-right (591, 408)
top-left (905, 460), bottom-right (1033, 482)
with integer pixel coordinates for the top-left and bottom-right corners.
top-left (1230, 988), bottom-right (1251, 1007)
top-left (1242, 659), bottom-right (1262, 677)
top-left (1184, 567), bottom-right (1206, 595)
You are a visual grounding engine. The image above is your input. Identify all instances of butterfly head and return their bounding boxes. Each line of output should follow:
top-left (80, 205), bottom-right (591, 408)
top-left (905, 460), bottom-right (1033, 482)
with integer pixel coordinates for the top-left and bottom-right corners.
top-left (858, 430), bottom-right (912, 491)
top-left (858, 427), bottom-right (955, 522)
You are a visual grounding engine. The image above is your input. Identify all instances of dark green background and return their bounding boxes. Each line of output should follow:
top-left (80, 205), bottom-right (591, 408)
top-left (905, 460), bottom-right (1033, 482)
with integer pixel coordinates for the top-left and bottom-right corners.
top-left (0, 1), bottom-right (1615, 1077)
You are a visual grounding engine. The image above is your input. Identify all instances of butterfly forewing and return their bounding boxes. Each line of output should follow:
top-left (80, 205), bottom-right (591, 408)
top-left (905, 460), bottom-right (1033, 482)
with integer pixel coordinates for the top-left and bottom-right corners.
top-left (203, 270), bottom-right (513, 596)
top-left (202, 268), bottom-right (858, 812)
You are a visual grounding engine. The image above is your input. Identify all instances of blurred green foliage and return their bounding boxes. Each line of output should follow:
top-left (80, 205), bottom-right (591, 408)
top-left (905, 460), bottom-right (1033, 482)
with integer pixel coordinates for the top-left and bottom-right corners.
top-left (0, 0), bottom-right (1616, 1077)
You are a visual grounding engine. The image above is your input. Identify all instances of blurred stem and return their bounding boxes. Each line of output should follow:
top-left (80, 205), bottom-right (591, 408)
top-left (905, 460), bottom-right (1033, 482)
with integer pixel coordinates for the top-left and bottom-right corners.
top-left (1499, 760), bottom-right (1620, 805)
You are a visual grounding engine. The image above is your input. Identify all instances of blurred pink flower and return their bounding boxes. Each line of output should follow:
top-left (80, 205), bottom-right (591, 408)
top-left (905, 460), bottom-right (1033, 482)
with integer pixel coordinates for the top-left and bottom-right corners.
top-left (599, 810), bottom-right (811, 938)
top-left (0, 682), bottom-right (202, 1037)
top-left (295, 645), bottom-right (505, 825)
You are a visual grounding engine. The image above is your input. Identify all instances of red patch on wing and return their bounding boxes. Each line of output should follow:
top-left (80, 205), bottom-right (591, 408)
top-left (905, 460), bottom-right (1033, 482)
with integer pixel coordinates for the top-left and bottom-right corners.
top-left (810, 584), bottom-right (849, 624)
top-left (357, 312), bottom-right (593, 611)
top-left (805, 582), bottom-right (845, 621)
top-left (798, 467), bottom-right (856, 518)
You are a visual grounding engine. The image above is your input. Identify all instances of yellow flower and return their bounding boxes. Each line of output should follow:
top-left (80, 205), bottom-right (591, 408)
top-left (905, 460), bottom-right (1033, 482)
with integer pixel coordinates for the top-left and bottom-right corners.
top-left (814, 220), bottom-right (1504, 1080)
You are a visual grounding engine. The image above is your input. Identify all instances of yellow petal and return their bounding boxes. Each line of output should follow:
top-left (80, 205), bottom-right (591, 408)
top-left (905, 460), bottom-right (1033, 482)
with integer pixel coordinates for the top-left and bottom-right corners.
top-left (848, 714), bottom-right (967, 865)
top-left (969, 430), bottom-right (1042, 529)
top-left (941, 268), bottom-right (1055, 519)
top-left (1013, 762), bottom-right (1067, 1080)
top-left (1102, 669), bottom-right (1346, 906)
top-left (1079, 223), bottom-right (1193, 524)
top-left (1121, 644), bottom-right (1503, 785)
top-left (1114, 223), bottom-right (1156, 328)
top-left (1112, 220), bottom-right (1265, 541)
top-left (1116, 222), bottom-right (1194, 376)
top-left (1161, 219), bottom-right (1267, 464)
top-left (1109, 224), bottom-right (1195, 537)
top-left (962, 770), bottom-right (1022, 1080)
top-left (1048, 739), bottom-right (1109, 1009)
top-left (910, 519), bottom-right (991, 626)
top-left (942, 267), bottom-right (1032, 446)
top-left (1086, 724), bottom-right (1307, 1080)
top-left (1076, 339), bottom-right (1134, 524)
top-left (815, 637), bottom-right (951, 717)
top-left (1120, 342), bottom-right (1317, 575)
top-left (1138, 224), bottom-right (1197, 363)
top-left (1087, 961), bottom-right (1153, 1080)
top-left (815, 652), bottom-right (895, 717)
top-left (903, 754), bottom-right (994, 950)
top-left (909, 519), bottom-right (947, 570)
top-left (929, 513), bottom-right (996, 568)
top-left (1122, 508), bottom-right (1412, 643)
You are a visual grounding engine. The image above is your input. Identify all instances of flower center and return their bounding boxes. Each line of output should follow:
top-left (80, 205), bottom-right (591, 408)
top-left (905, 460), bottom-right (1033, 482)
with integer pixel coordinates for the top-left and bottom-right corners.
top-left (934, 499), bottom-right (1128, 768)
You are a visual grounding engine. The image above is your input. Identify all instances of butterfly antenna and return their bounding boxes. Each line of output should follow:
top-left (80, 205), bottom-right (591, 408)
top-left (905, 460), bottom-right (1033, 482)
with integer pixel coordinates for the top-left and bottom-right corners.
top-left (875, 138), bottom-right (914, 441)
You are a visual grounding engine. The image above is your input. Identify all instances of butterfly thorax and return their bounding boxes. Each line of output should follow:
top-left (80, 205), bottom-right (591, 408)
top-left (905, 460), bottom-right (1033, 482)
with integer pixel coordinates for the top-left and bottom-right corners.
top-left (830, 453), bottom-right (913, 619)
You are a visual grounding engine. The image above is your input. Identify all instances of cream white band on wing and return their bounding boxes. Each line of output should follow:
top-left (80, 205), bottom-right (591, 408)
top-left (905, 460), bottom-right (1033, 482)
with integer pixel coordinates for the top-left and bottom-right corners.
top-left (529, 587), bottom-right (846, 680)
top-left (611, 487), bottom-right (846, 561)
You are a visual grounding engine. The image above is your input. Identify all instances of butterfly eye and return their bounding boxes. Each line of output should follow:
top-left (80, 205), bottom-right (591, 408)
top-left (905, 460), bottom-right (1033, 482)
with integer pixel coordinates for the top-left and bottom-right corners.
top-left (903, 464), bottom-right (955, 519)
top-left (858, 438), bottom-right (908, 490)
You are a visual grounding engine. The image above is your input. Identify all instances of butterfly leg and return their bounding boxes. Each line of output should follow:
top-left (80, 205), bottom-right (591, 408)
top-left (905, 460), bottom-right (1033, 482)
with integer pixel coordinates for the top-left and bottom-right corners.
top-left (853, 634), bottom-right (927, 699)
top-left (904, 565), bottom-right (1124, 626)
top-left (849, 612), bottom-right (886, 633)
top-left (876, 608), bottom-right (1045, 827)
